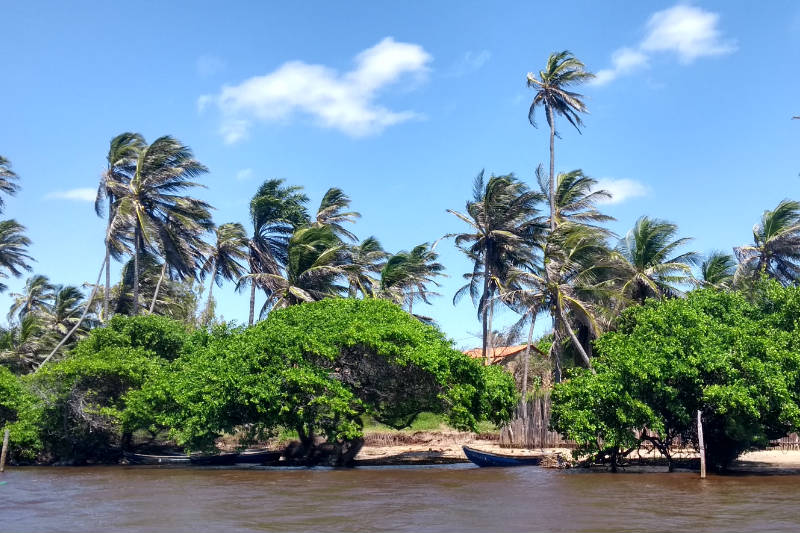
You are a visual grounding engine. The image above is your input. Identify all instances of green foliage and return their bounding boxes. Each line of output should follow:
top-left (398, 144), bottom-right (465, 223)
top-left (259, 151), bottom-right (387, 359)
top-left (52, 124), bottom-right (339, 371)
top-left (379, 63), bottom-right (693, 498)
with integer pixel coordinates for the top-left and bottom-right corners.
top-left (0, 366), bottom-right (42, 461)
top-left (551, 284), bottom-right (800, 469)
top-left (124, 298), bottom-right (517, 452)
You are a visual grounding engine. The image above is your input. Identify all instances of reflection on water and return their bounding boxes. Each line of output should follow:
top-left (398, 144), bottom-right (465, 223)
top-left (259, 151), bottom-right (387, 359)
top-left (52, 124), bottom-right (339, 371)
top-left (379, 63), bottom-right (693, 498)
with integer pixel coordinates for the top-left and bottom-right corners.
top-left (3, 465), bottom-right (800, 532)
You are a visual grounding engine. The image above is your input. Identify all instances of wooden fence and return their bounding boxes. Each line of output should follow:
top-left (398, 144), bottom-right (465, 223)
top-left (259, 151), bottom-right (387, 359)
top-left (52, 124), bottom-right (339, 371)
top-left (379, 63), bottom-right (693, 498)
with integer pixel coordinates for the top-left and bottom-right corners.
top-left (499, 394), bottom-right (576, 449)
top-left (769, 433), bottom-right (800, 450)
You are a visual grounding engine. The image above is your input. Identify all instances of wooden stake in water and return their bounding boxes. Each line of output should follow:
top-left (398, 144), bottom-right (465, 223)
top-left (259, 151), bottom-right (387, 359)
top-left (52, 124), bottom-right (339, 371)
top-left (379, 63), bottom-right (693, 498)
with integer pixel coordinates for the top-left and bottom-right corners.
top-left (0, 428), bottom-right (9, 473)
top-left (697, 410), bottom-right (706, 479)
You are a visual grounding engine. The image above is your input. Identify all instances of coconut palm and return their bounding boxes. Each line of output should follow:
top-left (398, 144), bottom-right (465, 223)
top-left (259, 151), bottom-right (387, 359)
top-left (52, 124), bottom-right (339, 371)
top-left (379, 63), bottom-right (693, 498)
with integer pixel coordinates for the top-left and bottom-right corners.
top-left (700, 251), bottom-right (736, 290)
top-left (734, 200), bottom-right (800, 286)
top-left (200, 222), bottom-right (249, 323)
top-left (614, 216), bottom-right (699, 305)
top-left (527, 51), bottom-right (594, 232)
top-left (95, 133), bottom-right (145, 320)
top-left (0, 156), bottom-right (21, 213)
top-left (314, 187), bottom-right (360, 242)
top-left (536, 166), bottom-right (613, 229)
top-left (0, 219), bottom-right (33, 293)
top-left (242, 179), bottom-right (310, 325)
top-left (344, 236), bottom-right (387, 298)
top-left (248, 224), bottom-right (347, 312)
top-left (381, 243), bottom-right (445, 314)
top-left (0, 314), bottom-right (47, 373)
top-left (447, 171), bottom-right (543, 361)
top-left (41, 285), bottom-right (97, 343)
top-left (8, 274), bottom-right (55, 322)
top-left (108, 136), bottom-right (211, 316)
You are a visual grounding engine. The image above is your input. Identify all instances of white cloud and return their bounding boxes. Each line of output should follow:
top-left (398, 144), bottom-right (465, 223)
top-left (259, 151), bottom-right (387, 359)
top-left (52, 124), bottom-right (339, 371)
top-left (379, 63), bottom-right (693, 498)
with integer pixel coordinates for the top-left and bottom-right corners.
top-left (46, 188), bottom-right (96, 202)
top-left (641, 5), bottom-right (736, 63)
top-left (236, 168), bottom-right (253, 181)
top-left (196, 54), bottom-right (226, 77)
top-left (593, 178), bottom-right (649, 205)
top-left (592, 47), bottom-right (649, 86)
top-left (200, 37), bottom-right (432, 142)
top-left (591, 4), bottom-right (734, 86)
top-left (447, 50), bottom-right (491, 77)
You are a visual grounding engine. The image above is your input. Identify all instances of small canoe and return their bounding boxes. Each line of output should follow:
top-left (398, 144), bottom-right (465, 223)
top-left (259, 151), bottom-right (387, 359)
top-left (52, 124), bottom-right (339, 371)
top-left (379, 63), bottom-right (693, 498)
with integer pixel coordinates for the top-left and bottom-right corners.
top-left (124, 452), bottom-right (190, 465)
top-left (462, 446), bottom-right (542, 467)
top-left (189, 453), bottom-right (240, 466)
top-left (235, 449), bottom-right (282, 464)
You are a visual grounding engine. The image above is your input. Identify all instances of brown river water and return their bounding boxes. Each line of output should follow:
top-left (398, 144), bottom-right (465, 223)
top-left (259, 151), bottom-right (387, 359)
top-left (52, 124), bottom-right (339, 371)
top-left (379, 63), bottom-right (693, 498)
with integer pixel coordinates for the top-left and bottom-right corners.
top-left (3, 464), bottom-right (800, 532)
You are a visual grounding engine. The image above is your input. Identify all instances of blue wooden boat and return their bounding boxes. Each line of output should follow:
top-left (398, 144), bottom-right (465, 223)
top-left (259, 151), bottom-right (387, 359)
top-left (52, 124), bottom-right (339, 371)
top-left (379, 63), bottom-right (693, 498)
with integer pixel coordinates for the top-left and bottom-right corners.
top-left (462, 446), bottom-right (542, 467)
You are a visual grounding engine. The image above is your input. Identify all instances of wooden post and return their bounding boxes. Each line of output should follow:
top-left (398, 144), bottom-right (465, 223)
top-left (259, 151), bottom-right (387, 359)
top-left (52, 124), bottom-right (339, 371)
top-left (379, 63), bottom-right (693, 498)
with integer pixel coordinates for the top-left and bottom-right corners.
top-left (697, 410), bottom-right (706, 479)
top-left (0, 428), bottom-right (9, 473)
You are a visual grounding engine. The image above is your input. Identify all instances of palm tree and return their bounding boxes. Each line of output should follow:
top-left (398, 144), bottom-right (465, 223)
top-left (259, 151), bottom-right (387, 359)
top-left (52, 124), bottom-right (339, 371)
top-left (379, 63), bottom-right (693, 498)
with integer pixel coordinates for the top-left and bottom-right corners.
top-left (8, 274), bottom-right (55, 322)
top-left (344, 236), bottom-right (387, 298)
top-left (447, 171), bottom-right (543, 361)
top-left (527, 51), bottom-right (594, 232)
top-left (243, 179), bottom-right (310, 325)
top-left (614, 216), bottom-right (699, 305)
top-left (0, 156), bottom-right (21, 213)
top-left (248, 224), bottom-right (347, 312)
top-left (734, 200), bottom-right (800, 286)
top-left (0, 314), bottom-right (47, 373)
top-left (41, 285), bottom-right (97, 345)
top-left (314, 187), bottom-right (360, 241)
top-left (700, 251), bottom-right (736, 289)
top-left (200, 222), bottom-right (249, 324)
top-left (380, 243), bottom-right (445, 314)
top-left (109, 136), bottom-right (211, 316)
top-left (536, 166), bottom-right (613, 228)
top-left (95, 133), bottom-right (145, 320)
top-left (0, 219), bottom-right (33, 293)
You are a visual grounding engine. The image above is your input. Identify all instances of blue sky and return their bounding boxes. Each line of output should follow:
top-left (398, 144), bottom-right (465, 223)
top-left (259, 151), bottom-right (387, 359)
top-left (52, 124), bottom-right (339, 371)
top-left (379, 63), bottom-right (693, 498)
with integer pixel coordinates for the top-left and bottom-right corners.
top-left (1, 1), bottom-right (798, 348)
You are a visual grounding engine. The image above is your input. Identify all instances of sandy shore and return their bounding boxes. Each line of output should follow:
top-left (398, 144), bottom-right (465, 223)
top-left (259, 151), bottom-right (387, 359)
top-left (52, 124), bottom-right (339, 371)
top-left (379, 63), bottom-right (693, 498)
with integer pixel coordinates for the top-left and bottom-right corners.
top-left (355, 431), bottom-right (800, 471)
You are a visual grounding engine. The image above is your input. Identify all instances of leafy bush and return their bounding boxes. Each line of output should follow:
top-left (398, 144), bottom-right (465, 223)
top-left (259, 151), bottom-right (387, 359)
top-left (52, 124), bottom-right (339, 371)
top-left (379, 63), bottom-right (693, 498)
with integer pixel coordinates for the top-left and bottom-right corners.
top-left (124, 298), bottom-right (517, 452)
top-left (0, 366), bottom-right (42, 461)
top-left (552, 285), bottom-right (800, 470)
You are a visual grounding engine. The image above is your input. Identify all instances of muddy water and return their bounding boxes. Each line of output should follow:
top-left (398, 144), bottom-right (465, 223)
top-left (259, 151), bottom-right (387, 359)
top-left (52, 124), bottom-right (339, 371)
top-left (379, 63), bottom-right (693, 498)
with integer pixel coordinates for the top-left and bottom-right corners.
top-left (3, 465), bottom-right (800, 532)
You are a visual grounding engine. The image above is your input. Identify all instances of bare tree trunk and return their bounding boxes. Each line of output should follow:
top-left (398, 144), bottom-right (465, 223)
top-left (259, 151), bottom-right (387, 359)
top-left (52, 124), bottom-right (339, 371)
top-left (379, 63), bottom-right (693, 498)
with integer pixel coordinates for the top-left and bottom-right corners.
top-left (104, 203), bottom-right (112, 321)
top-left (548, 105), bottom-right (556, 231)
top-left (148, 262), bottom-right (167, 314)
top-left (521, 311), bottom-right (537, 416)
top-left (556, 298), bottom-right (593, 370)
top-left (203, 259), bottom-right (216, 324)
top-left (132, 226), bottom-right (141, 316)
top-left (36, 258), bottom-right (105, 372)
top-left (248, 282), bottom-right (256, 326)
top-left (481, 252), bottom-right (490, 364)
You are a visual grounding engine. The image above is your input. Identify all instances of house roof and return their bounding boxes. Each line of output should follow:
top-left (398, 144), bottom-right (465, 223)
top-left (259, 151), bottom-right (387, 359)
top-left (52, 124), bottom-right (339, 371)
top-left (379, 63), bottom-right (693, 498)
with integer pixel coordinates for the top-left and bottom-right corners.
top-left (463, 344), bottom-right (536, 365)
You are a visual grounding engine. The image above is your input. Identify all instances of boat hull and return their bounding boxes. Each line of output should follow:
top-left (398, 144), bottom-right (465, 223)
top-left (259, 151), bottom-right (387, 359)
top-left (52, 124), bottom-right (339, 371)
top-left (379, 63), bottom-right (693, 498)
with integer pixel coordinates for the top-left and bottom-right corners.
top-left (462, 446), bottom-right (542, 467)
top-left (124, 452), bottom-right (190, 465)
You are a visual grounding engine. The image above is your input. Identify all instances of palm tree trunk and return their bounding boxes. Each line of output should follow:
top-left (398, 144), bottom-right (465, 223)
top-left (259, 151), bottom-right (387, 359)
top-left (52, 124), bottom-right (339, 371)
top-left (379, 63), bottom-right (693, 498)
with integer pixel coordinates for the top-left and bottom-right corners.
top-left (548, 105), bottom-right (556, 231)
top-left (148, 262), bottom-right (167, 314)
top-left (248, 282), bottom-right (256, 326)
top-left (132, 225), bottom-right (141, 316)
top-left (104, 203), bottom-right (112, 321)
top-left (521, 310), bottom-right (536, 418)
top-left (550, 326), bottom-right (562, 384)
top-left (36, 258), bottom-right (105, 372)
top-left (203, 259), bottom-right (216, 324)
top-left (555, 298), bottom-right (592, 370)
top-left (481, 252), bottom-right (491, 364)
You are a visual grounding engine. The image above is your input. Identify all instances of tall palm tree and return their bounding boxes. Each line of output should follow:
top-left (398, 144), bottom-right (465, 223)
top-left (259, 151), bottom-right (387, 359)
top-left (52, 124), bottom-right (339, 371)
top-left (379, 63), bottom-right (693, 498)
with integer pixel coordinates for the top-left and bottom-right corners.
top-left (242, 179), bottom-right (309, 325)
top-left (734, 200), bottom-right (800, 286)
top-left (527, 51), bottom-right (594, 232)
top-left (0, 156), bottom-right (21, 213)
top-left (0, 219), bottom-right (33, 293)
top-left (345, 236), bottom-right (387, 298)
top-left (95, 133), bottom-right (145, 320)
top-left (41, 284), bottom-right (97, 345)
top-left (614, 216), bottom-right (699, 305)
top-left (108, 136), bottom-right (211, 316)
top-left (200, 222), bottom-right (249, 323)
top-left (447, 171), bottom-right (543, 361)
top-left (0, 314), bottom-right (47, 373)
top-left (314, 187), bottom-right (360, 242)
top-left (8, 274), bottom-right (55, 322)
top-left (248, 224), bottom-right (347, 312)
top-left (380, 243), bottom-right (445, 314)
top-left (700, 251), bottom-right (736, 290)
